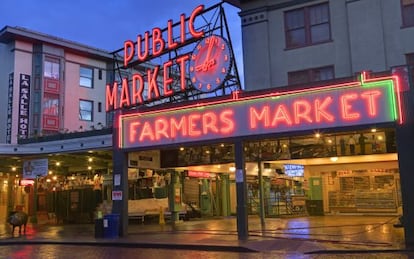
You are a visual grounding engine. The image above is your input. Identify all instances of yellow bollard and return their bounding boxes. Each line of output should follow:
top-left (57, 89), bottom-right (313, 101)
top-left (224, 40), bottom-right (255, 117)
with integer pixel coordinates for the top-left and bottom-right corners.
top-left (159, 206), bottom-right (165, 225)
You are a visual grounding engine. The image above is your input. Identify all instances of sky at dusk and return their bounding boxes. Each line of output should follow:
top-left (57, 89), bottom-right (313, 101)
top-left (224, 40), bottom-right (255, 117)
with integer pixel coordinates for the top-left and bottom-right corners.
top-left (0, 0), bottom-right (244, 86)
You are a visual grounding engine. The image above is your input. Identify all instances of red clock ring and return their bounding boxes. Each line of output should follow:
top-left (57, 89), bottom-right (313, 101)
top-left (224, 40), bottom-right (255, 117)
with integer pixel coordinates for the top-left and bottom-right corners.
top-left (189, 35), bottom-right (232, 92)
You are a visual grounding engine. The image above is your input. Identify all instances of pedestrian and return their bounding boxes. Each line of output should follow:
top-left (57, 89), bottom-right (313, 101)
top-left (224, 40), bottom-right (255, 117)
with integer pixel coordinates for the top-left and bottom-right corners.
top-left (348, 135), bottom-right (356, 155)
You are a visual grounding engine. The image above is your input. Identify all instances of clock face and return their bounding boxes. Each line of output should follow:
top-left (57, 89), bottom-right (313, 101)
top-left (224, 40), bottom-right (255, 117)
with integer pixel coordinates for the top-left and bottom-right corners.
top-left (189, 35), bottom-right (232, 92)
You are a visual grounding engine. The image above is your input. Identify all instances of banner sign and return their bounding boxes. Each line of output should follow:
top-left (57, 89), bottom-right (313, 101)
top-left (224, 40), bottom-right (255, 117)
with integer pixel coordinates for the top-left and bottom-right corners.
top-left (23, 159), bottom-right (48, 179)
top-left (119, 73), bottom-right (401, 149)
top-left (7, 73), bottom-right (13, 143)
top-left (18, 74), bottom-right (31, 139)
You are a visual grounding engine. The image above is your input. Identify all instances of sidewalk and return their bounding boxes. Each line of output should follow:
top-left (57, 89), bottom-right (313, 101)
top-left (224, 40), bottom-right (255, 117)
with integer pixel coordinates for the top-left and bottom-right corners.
top-left (0, 215), bottom-right (407, 255)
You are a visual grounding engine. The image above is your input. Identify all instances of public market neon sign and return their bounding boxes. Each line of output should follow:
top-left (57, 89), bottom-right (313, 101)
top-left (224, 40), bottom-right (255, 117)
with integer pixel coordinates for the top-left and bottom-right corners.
top-left (106, 5), bottom-right (205, 111)
top-left (118, 72), bottom-right (402, 149)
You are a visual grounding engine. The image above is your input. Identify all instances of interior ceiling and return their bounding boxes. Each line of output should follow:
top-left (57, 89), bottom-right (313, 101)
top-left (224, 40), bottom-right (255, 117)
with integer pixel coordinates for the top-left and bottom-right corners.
top-left (0, 151), bottom-right (397, 176)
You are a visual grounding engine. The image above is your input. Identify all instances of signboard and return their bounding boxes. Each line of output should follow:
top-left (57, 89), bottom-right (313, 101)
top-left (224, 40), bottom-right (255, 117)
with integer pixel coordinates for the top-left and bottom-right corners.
top-left (18, 74), bottom-right (31, 139)
top-left (6, 73), bottom-right (13, 143)
top-left (188, 170), bottom-right (212, 178)
top-left (112, 190), bottom-right (123, 200)
top-left (119, 73), bottom-right (401, 149)
top-left (106, 5), bottom-right (205, 111)
top-left (23, 159), bottom-right (48, 179)
top-left (283, 164), bottom-right (304, 177)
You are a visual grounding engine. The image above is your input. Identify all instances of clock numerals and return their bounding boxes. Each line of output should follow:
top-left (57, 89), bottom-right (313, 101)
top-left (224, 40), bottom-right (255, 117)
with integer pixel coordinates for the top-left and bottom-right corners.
top-left (189, 35), bottom-right (231, 92)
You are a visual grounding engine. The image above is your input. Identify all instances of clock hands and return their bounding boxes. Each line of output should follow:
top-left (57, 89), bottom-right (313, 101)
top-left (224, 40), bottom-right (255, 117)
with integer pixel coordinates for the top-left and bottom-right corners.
top-left (195, 36), bottom-right (217, 72)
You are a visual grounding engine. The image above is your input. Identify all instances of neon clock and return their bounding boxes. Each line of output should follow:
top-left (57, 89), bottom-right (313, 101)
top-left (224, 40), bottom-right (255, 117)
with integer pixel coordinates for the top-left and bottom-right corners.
top-left (189, 35), bottom-right (232, 92)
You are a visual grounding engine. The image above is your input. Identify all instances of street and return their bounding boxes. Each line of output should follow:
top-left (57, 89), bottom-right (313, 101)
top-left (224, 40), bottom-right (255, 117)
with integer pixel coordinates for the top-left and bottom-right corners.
top-left (1, 244), bottom-right (414, 259)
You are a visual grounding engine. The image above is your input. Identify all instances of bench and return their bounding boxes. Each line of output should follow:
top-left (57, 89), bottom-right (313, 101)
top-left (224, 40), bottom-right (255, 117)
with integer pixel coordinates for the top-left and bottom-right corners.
top-left (128, 198), bottom-right (187, 223)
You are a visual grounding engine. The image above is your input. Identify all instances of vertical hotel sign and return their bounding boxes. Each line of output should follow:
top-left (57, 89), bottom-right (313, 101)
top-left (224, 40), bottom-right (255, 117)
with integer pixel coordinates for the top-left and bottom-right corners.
top-left (6, 73), bottom-right (13, 143)
top-left (18, 74), bottom-right (30, 139)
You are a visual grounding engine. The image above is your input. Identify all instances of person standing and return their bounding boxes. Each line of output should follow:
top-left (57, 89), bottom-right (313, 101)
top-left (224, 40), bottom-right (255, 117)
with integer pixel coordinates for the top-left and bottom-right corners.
top-left (348, 135), bottom-right (356, 155)
top-left (359, 133), bottom-right (367, 155)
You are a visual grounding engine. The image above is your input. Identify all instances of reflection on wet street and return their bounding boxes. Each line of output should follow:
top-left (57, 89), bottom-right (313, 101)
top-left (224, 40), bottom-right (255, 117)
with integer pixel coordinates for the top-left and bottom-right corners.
top-left (0, 245), bottom-right (414, 259)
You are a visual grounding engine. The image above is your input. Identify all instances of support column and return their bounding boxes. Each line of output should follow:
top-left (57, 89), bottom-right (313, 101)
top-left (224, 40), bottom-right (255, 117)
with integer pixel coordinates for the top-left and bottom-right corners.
top-left (221, 174), bottom-right (230, 216)
top-left (234, 140), bottom-right (248, 240)
top-left (112, 110), bottom-right (128, 237)
top-left (395, 75), bottom-right (414, 248)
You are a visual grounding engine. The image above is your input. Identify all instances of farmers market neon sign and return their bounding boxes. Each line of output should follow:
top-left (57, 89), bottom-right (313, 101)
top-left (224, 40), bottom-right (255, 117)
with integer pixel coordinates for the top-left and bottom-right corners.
top-left (118, 72), bottom-right (402, 149)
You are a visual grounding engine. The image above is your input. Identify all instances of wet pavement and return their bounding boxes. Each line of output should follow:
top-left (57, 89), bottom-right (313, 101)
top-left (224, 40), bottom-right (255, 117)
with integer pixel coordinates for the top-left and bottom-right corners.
top-left (0, 214), bottom-right (408, 257)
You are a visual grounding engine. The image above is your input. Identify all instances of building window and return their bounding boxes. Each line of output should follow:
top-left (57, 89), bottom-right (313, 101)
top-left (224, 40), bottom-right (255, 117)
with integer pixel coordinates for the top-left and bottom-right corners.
top-left (80, 66), bottom-right (93, 88)
top-left (44, 59), bottom-right (60, 79)
top-left (406, 53), bottom-right (414, 87)
top-left (43, 94), bottom-right (59, 116)
top-left (98, 69), bottom-right (103, 80)
top-left (79, 100), bottom-right (93, 121)
top-left (402, 0), bottom-right (414, 27)
top-left (288, 66), bottom-right (334, 85)
top-left (285, 3), bottom-right (331, 48)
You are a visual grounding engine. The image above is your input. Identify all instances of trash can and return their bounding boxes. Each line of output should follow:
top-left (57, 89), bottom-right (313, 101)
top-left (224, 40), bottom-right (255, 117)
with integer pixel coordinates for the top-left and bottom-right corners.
top-left (103, 214), bottom-right (120, 238)
top-left (94, 218), bottom-right (104, 238)
top-left (305, 200), bottom-right (324, 216)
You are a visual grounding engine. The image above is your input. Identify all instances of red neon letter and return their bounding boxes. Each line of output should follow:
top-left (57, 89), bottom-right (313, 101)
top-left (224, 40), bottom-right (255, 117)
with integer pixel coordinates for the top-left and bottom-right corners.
top-left (147, 66), bottom-right (161, 101)
top-left (170, 117), bottom-right (187, 138)
top-left (105, 82), bottom-right (118, 111)
top-left (293, 100), bottom-right (312, 124)
top-left (220, 110), bottom-right (235, 134)
top-left (249, 106), bottom-right (269, 129)
top-left (129, 122), bottom-right (141, 143)
top-left (202, 112), bottom-right (218, 134)
top-left (360, 90), bottom-right (381, 117)
top-left (315, 97), bottom-right (334, 122)
top-left (124, 40), bottom-right (134, 67)
top-left (167, 20), bottom-right (178, 50)
top-left (139, 121), bottom-right (155, 141)
top-left (180, 13), bottom-right (186, 44)
top-left (188, 114), bottom-right (202, 137)
top-left (132, 74), bottom-right (144, 105)
top-left (155, 118), bottom-right (169, 140)
top-left (137, 32), bottom-right (149, 61)
top-left (189, 5), bottom-right (204, 39)
top-left (119, 78), bottom-right (131, 108)
top-left (152, 27), bottom-right (165, 57)
top-left (176, 54), bottom-right (190, 91)
top-left (341, 93), bottom-right (360, 120)
top-left (271, 104), bottom-right (293, 126)
top-left (163, 60), bottom-right (174, 96)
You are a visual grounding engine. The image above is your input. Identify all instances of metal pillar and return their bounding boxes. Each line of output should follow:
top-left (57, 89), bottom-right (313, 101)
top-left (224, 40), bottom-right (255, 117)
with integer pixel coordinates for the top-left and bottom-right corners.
top-left (112, 110), bottom-right (128, 237)
top-left (396, 82), bottom-right (414, 248)
top-left (234, 140), bottom-right (248, 240)
top-left (258, 160), bottom-right (266, 229)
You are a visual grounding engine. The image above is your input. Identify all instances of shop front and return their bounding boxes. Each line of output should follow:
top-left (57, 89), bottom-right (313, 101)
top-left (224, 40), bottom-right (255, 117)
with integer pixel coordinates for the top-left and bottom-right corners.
top-left (111, 71), bottom-right (403, 238)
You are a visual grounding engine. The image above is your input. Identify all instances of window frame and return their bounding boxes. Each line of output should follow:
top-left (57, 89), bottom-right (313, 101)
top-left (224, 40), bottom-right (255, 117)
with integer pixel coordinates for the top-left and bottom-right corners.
top-left (44, 59), bottom-right (60, 79)
top-left (79, 99), bottom-right (93, 121)
top-left (284, 2), bottom-right (331, 49)
top-left (402, 0), bottom-right (414, 27)
top-left (288, 65), bottom-right (335, 85)
top-left (80, 66), bottom-right (94, 88)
